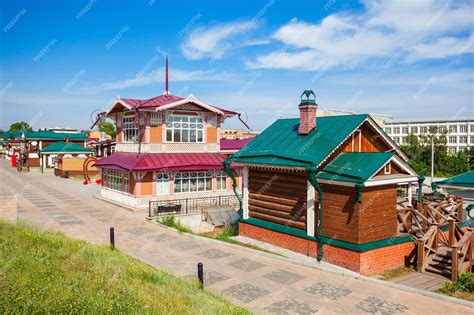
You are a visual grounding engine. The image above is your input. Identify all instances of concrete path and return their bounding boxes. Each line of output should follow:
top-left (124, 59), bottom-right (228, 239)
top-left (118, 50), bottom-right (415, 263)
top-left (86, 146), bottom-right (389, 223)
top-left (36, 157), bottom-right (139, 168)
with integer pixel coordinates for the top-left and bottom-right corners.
top-left (1, 160), bottom-right (472, 314)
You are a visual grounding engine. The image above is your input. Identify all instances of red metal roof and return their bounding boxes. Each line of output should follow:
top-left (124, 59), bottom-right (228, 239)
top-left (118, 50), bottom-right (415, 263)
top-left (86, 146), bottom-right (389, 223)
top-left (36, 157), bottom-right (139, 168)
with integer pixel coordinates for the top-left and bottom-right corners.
top-left (220, 138), bottom-right (254, 150)
top-left (119, 94), bottom-right (238, 115)
top-left (95, 152), bottom-right (232, 171)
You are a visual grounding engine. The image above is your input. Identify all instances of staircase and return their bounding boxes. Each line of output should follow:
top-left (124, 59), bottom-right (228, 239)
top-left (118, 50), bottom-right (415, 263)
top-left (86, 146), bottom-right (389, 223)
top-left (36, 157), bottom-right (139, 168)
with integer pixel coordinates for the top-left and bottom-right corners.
top-left (425, 246), bottom-right (451, 279)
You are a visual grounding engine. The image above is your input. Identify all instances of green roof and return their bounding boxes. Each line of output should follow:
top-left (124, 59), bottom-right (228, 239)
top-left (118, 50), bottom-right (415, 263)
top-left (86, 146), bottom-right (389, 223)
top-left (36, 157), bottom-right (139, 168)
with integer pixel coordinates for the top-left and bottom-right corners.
top-left (0, 130), bottom-right (87, 141)
top-left (316, 152), bottom-right (394, 183)
top-left (233, 114), bottom-right (368, 167)
top-left (40, 141), bottom-right (92, 154)
top-left (435, 170), bottom-right (474, 188)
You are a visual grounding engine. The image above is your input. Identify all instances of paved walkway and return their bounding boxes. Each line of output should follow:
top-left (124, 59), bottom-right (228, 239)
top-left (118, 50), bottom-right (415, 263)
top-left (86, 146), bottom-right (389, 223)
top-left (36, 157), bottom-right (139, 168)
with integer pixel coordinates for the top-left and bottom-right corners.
top-left (1, 161), bottom-right (472, 314)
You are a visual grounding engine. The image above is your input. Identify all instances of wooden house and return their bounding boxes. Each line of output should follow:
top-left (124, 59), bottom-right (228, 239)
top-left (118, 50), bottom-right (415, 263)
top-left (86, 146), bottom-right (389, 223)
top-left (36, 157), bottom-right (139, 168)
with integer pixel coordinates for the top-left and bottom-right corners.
top-left (225, 90), bottom-right (424, 275)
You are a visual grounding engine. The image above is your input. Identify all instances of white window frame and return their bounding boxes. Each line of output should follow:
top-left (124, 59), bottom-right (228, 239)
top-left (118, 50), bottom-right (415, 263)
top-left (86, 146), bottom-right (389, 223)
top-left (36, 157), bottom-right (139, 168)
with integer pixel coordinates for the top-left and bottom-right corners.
top-left (459, 136), bottom-right (468, 144)
top-left (150, 112), bottom-right (162, 126)
top-left (165, 114), bottom-right (204, 143)
top-left (384, 163), bottom-right (391, 175)
top-left (122, 116), bottom-right (138, 143)
top-left (174, 171), bottom-right (212, 193)
top-left (103, 170), bottom-right (130, 193)
top-left (459, 125), bottom-right (468, 133)
top-left (216, 170), bottom-right (227, 190)
top-left (155, 173), bottom-right (170, 195)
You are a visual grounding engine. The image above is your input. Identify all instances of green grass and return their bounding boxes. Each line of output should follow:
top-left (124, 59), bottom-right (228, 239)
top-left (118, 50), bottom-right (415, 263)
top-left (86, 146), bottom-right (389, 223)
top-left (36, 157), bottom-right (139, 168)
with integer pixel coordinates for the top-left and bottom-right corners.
top-left (438, 272), bottom-right (474, 301)
top-left (201, 224), bottom-right (282, 256)
top-left (158, 216), bottom-right (193, 233)
top-left (0, 221), bottom-right (249, 314)
top-left (377, 266), bottom-right (416, 280)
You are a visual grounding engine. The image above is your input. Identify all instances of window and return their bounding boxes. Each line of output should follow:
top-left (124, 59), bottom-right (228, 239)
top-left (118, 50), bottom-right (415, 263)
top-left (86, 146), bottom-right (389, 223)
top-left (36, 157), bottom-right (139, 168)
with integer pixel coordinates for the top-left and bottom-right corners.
top-left (402, 127), bottom-right (409, 134)
top-left (122, 116), bottom-right (138, 143)
top-left (156, 173), bottom-right (170, 195)
top-left (420, 126), bottom-right (428, 134)
top-left (393, 127), bottom-right (400, 134)
top-left (402, 137), bottom-right (407, 144)
top-left (471, 125), bottom-right (474, 133)
top-left (459, 136), bottom-right (468, 144)
top-left (150, 113), bottom-right (162, 126)
top-left (103, 170), bottom-right (129, 193)
top-left (459, 125), bottom-right (468, 133)
top-left (449, 125), bottom-right (457, 133)
top-left (438, 126), bottom-right (447, 133)
top-left (470, 136), bottom-right (474, 144)
top-left (385, 127), bottom-right (392, 134)
top-left (449, 136), bottom-right (457, 144)
top-left (166, 115), bottom-right (204, 143)
top-left (448, 147), bottom-right (457, 154)
top-left (393, 137), bottom-right (400, 144)
top-left (384, 163), bottom-right (391, 175)
top-left (216, 171), bottom-right (227, 190)
top-left (174, 171), bottom-right (212, 193)
top-left (410, 127), bottom-right (418, 134)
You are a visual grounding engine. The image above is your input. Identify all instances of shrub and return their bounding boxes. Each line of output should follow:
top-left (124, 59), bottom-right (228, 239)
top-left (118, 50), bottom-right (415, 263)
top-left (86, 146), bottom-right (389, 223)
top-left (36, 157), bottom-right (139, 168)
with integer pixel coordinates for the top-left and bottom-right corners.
top-left (442, 272), bottom-right (474, 293)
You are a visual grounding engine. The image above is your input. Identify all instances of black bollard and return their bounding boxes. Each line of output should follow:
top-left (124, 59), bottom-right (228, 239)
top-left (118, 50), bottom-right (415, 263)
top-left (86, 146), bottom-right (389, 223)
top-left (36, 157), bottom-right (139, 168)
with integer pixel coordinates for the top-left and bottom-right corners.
top-left (197, 262), bottom-right (204, 288)
top-left (110, 227), bottom-right (115, 249)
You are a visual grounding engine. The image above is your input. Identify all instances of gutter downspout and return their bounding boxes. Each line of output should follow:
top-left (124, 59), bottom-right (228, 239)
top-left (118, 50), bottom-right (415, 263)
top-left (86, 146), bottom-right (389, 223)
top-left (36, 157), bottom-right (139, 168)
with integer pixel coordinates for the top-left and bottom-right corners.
top-left (306, 165), bottom-right (324, 262)
top-left (355, 183), bottom-right (364, 204)
top-left (224, 158), bottom-right (243, 231)
top-left (417, 175), bottom-right (425, 205)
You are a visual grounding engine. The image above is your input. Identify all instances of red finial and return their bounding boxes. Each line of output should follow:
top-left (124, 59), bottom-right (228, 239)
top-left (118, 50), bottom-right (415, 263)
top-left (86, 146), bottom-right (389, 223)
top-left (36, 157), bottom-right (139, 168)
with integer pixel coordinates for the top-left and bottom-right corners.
top-left (165, 55), bottom-right (169, 95)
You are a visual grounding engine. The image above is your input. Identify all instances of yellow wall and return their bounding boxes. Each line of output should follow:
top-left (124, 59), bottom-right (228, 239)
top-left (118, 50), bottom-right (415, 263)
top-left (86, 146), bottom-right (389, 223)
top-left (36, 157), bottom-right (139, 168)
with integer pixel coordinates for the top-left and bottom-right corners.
top-left (59, 158), bottom-right (97, 172)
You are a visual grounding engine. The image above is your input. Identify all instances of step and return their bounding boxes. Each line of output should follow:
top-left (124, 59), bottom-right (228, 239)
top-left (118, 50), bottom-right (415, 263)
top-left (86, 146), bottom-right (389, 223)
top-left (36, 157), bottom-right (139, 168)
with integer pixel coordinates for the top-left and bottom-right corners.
top-left (427, 261), bottom-right (451, 272)
top-left (425, 265), bottom-right (451, 279)
top-left (430, 256), bottom-right (452, 264)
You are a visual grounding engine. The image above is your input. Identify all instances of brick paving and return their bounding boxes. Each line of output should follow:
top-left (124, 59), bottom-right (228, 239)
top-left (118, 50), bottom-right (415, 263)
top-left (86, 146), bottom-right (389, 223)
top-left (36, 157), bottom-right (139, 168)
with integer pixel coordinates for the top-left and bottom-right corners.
top-left (0, 160), bottom-right (473, 314)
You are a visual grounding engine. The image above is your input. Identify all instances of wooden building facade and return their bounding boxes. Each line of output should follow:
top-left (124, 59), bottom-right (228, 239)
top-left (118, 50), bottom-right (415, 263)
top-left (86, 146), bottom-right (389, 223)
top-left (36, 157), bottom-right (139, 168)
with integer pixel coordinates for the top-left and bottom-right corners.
top-left (227, 90), bottom-right (422, 275)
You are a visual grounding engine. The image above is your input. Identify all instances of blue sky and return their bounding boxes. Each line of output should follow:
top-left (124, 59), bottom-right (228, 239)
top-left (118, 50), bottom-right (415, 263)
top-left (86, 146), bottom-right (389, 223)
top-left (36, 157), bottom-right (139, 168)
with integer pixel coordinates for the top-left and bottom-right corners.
top-left (0, 0), bottom-right (473, 131)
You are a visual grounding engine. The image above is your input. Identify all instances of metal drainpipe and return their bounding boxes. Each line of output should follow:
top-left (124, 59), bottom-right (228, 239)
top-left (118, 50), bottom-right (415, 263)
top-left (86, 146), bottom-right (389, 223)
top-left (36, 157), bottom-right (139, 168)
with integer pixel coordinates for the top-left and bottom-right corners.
top-left (306, 165), bottom-right (324, 262)
top-left (355, 183), bottom-right (364, 203)
top-left (224, 159), bottom-right (243, 231)
top-left (417, 175), bottom-right (425, 204)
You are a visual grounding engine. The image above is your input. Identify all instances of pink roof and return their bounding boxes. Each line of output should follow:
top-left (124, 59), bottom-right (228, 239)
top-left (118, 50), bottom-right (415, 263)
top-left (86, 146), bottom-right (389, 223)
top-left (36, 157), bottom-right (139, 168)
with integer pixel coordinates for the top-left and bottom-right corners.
top-left (220, 138), bottom-right (254, 150)
top-left (119, 94), bottom-right (238, 115)
top-left (95, 152), bottom-right (233, 171)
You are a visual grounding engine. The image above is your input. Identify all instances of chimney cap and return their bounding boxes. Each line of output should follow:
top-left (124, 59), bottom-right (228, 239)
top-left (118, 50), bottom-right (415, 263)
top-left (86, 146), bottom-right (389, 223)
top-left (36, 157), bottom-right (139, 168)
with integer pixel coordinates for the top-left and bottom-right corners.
top-left (300, 90), bottom-right (317, 106)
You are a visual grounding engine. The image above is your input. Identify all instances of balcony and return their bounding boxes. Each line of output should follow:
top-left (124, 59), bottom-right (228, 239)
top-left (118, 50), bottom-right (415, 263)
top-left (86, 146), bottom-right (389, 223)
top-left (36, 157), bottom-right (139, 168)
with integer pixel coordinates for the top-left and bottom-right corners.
top-left (115, 142), bottom-right (219, 153)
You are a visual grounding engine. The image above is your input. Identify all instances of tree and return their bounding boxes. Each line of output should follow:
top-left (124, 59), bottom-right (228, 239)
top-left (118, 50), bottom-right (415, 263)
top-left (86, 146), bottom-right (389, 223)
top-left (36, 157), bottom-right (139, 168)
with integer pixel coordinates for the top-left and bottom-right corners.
top-left (400, 129), bottom-right (470, 177)
top-left (98, 122), bottom-right (116, 137)
top-left (9, 121), bottom-right (32, 132)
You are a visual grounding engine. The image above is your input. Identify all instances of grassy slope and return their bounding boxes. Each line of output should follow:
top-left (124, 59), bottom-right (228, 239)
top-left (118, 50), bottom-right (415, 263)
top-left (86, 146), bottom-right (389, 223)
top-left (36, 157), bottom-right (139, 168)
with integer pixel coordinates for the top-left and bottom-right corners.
top-left (0, 222), bottom-right (248, 314)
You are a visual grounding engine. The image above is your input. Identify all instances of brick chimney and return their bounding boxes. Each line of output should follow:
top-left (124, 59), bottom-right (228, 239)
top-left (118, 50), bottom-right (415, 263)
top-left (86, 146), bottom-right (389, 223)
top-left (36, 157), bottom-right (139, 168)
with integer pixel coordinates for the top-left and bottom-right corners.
top-left (298, 90), bottom-right (318, 135)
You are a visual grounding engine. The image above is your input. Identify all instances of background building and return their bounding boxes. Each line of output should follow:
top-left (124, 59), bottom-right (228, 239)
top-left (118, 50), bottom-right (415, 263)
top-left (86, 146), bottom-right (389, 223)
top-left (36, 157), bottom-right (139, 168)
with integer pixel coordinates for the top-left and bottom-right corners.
top-left (384, 117), bottom-right (474, 154)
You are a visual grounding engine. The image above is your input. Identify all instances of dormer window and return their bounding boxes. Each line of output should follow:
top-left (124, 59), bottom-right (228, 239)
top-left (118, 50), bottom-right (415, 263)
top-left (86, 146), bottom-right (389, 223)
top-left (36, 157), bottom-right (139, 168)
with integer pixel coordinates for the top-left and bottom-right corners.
top-left (166, 114), bottom-right (204, 143)
top-left (384, 162), bottom-right (391, 175)
top-left (122, 116), bottom-right (138, 143)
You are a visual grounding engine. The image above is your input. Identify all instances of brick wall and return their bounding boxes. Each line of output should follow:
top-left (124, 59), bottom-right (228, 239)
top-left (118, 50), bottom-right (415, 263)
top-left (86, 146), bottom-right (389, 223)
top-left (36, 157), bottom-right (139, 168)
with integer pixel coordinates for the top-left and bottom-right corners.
top-left (239, 222), bottom-right (416, 275)
top-left (0, 195), bottom-right (17, 223)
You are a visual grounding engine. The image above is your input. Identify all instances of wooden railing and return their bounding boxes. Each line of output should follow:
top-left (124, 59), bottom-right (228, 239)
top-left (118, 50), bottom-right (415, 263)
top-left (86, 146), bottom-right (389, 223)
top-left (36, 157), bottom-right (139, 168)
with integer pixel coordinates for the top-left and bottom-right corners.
top-left (450, 220), bottom-right (474, 282)
top-left (417, 225), bottom-right (438, 272)
top-left (399, 198), bottom-right (473, 280)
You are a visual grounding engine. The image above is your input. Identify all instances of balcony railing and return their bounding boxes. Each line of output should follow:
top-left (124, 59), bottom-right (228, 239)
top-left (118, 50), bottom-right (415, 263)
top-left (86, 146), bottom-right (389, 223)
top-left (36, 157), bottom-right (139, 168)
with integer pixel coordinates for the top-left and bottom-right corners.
top-left (148, 194), bottom-right (241, 218)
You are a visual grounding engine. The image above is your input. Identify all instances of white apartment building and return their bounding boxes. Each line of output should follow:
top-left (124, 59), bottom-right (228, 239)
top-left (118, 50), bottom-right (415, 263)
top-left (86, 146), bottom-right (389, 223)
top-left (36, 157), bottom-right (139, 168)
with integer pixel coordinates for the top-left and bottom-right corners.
top-left (384, 117), bottom-right (474, 154)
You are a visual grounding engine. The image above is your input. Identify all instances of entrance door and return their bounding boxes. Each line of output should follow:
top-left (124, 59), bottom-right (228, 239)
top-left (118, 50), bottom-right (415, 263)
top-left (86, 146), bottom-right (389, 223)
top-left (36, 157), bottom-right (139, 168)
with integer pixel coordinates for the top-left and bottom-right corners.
top-left (156, 173), bottom-right (170, 195)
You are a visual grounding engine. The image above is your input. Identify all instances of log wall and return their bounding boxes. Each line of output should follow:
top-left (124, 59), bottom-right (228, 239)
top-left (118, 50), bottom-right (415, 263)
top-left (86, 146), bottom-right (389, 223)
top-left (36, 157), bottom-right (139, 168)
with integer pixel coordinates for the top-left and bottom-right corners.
top-left (248, 168), bottom-right (307, 230)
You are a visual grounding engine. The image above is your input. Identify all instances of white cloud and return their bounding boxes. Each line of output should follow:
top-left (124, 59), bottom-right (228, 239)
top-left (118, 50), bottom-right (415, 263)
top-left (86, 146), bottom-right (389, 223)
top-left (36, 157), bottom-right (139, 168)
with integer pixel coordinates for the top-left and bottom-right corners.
top-left (405, 34), bottom-right (474, 62)
top-left (249, 0), bottom-right (474, 70)
top-left (180, 20), bottom-right (263, 60)
top-left (89, 67), bottom-right (236, 90)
